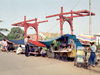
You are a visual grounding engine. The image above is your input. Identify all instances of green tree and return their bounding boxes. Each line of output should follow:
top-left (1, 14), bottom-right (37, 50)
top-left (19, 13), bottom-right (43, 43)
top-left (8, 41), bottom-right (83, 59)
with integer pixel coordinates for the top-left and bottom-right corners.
top-left (7, 27), bottom-right (25, 40)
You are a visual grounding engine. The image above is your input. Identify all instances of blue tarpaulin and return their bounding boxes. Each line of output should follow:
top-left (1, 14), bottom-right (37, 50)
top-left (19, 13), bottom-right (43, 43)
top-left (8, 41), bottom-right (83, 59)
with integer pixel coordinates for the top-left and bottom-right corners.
top-left (9, 39), bottom-right (46, 47)
top-left (40, 34), bottom-right (82, 48)
top-left (58, 34), bottom-right (82, 48)
top-left (40, 36), bottom-right (61, 47)
top-left (9, 39), bottom-right (33, 46)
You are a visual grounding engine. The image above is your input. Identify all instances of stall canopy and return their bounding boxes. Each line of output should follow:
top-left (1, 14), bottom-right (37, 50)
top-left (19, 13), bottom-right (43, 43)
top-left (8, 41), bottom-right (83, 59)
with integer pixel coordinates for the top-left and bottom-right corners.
top-left (10, 39), bottom-right (29, 45)
top-left (59, 34), bottom-right (82, 48)
top-left (76, 34), bottom-right (96, 43)
top-left (40, 36), bottom-right (61, 47)
top-left (40, 34), bottom-right (82, 48)
top-left (9, 39), bottom-right (46, 47)
top-left (29, 40), bottom-right (46, 47)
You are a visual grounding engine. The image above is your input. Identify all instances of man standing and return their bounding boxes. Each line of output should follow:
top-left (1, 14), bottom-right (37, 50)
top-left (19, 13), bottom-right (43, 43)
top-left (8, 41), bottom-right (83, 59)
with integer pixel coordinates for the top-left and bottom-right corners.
top-left (88, 42), bottom-right (97, 67)
top-left (24, 36), bottom-right (30, 57)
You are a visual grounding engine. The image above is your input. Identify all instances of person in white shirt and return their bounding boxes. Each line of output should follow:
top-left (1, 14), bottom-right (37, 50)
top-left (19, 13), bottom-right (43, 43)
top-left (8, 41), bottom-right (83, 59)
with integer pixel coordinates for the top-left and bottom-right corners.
top-left (24, 36), bottom-right (30, 57)
top-left (24, 37), bottom-right (28, 45)
top-left (88, 42), bottom-right (97, 67)
top-left (16, 45), bottom-right (23, 54)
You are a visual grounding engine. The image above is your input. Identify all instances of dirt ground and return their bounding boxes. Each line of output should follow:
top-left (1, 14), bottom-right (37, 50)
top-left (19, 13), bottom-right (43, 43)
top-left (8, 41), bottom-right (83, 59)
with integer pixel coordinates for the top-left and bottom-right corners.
top-left (0, 51), bottom-right (100, 75)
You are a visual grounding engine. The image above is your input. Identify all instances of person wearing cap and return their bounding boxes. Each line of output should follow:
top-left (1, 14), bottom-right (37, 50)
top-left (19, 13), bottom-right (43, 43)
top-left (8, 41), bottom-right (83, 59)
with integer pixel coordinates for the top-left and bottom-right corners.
top-left (88, 42), bottom-right (97, 67)
top-left (24, 36), bottom-right (30, 57)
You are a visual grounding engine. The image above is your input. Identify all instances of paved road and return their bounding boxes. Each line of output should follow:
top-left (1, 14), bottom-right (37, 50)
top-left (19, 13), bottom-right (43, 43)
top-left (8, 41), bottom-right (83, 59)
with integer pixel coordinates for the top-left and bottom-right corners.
top-left (0, 51), bottom-right (100, 75)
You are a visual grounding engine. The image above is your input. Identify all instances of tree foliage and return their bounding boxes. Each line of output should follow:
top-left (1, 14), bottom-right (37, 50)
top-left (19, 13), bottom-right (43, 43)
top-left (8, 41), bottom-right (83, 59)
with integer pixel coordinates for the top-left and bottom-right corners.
top-left (7, 27), bottom-right (25, 40)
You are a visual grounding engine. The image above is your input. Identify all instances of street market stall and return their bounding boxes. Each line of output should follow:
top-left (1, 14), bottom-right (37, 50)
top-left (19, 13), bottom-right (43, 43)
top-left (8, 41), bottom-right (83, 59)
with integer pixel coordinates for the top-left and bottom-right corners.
top-left (40, 34), bottom-right (82, 60)
top-left (9, 39), bottom-right (46, 56)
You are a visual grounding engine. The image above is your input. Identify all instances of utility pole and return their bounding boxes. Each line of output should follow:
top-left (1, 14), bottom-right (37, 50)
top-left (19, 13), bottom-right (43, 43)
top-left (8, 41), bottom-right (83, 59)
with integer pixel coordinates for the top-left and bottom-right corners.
top-left (89, 0), bottom-right (92, 34)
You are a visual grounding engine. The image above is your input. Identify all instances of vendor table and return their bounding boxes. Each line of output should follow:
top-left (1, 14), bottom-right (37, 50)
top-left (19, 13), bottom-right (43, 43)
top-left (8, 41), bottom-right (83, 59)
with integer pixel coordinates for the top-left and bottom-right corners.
top-left (52, 49), bottom-right (72, 60)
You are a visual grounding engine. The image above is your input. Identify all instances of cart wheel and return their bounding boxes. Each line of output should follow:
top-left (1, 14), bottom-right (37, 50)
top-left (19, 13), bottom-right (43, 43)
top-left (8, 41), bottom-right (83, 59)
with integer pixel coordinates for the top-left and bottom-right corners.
top-left (77, 63), bottom-right (81, 67)
top-left (74, 62), bottom-right (77, 66)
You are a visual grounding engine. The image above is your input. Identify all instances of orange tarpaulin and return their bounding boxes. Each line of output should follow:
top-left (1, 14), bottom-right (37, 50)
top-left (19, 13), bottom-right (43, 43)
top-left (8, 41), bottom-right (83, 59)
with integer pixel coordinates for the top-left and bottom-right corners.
top-left (29, 40), bottom-right (46, 47)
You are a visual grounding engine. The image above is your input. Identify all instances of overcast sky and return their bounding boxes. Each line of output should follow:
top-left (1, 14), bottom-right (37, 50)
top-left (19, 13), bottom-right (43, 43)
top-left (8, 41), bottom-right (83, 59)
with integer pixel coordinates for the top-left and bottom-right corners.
top-left (0, 0), bottom-right (100, 35)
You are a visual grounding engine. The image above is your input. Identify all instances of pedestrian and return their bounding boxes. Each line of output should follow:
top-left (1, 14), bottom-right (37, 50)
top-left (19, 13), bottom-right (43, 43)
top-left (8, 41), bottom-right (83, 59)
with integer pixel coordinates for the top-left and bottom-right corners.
top-left (24, 36), bottom-right (30, 57)
top-left (88, 42), bottom-right (96, 68)
top-left (2, 39), bottom-right (8, 52)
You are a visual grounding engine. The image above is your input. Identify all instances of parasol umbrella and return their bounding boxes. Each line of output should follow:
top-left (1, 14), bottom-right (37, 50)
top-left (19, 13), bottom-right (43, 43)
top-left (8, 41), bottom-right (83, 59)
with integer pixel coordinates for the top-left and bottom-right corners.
top-left (76, 34), bottom-right (96, 44)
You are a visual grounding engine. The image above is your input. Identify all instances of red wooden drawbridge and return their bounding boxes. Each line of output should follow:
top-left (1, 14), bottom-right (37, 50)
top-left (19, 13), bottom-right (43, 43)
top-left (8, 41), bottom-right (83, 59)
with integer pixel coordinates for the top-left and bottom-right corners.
top-left (46, 7), bottom-right (95, 35)
top-left (12, 16), bottom-right (48, 41)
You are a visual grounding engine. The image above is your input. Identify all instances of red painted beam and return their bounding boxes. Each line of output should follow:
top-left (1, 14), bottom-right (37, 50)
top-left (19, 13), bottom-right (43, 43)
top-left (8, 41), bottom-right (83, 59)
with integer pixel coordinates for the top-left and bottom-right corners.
top-left (57, 13), bottom-right (95, 20)
top-left (37, 20), bottom-right (48, 23)
top-left (26, 20), bottom-right (48, 26)
top-left (12, 18), bottom-right (36, 26)
top-left (63, 14), bottom-right (94, 18)
top-left (73, 12), bottom-right (87, 16)
top-left (72, 10), bottom-right (95, 16)
top-left (27, 23), bottom-right (36, 27)
top-left (12, 20), bottom-right (48, 26)
top-left (63, 10), bottom-right (95, 15)
top-left (46, 14), bottom-right (61, 18)
top-left (13, 24), bottom-right (24, 27)
top-left (46, 10), bottom-right (95, 18)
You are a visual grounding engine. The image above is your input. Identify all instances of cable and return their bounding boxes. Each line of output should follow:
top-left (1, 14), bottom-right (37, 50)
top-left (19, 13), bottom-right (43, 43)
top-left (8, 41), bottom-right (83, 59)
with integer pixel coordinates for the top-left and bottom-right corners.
top-left (46, 21), bottom-right (59, 33)
top-left (71, 0), bottom-right (81, 10)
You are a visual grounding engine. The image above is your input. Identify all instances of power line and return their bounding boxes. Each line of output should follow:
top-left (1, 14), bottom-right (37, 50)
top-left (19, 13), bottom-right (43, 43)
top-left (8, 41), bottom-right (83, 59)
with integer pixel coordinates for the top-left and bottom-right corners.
top-left (46, 22), bottom-right (59, 33)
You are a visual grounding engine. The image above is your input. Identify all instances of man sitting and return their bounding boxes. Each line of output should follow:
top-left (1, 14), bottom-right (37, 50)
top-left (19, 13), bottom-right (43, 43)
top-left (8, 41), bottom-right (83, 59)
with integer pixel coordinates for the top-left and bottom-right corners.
top-left (16, 45), bottom-right (23, 55)
top-left (40, 47), bottom-right (47, 57)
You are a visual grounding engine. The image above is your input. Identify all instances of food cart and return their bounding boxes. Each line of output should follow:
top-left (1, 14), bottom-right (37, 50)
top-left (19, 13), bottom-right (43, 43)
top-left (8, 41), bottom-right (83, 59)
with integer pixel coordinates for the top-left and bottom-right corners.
top-left (51, 34), bottom-right (82, 60)
top-left (74, 46), bottom-right (86, 67)
top-left (40, 34), bottom-right (82, 60)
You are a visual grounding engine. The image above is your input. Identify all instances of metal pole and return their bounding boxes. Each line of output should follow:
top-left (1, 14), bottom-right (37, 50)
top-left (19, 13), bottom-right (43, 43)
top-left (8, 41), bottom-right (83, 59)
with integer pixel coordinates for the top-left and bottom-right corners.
top-left (89, 0), bottom-right (92, 34)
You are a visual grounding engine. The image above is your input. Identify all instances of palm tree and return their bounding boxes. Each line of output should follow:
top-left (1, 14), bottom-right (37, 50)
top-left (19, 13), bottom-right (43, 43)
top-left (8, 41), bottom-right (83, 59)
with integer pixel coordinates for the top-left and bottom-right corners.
top-left (0, 28), bottom-right (8, 32)
top-left (0, 20), bottom-right (2, 22)
top-left (0, 20), bottom-right (8, 32)
top-left (0, 20), bottom-right (9, 40)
